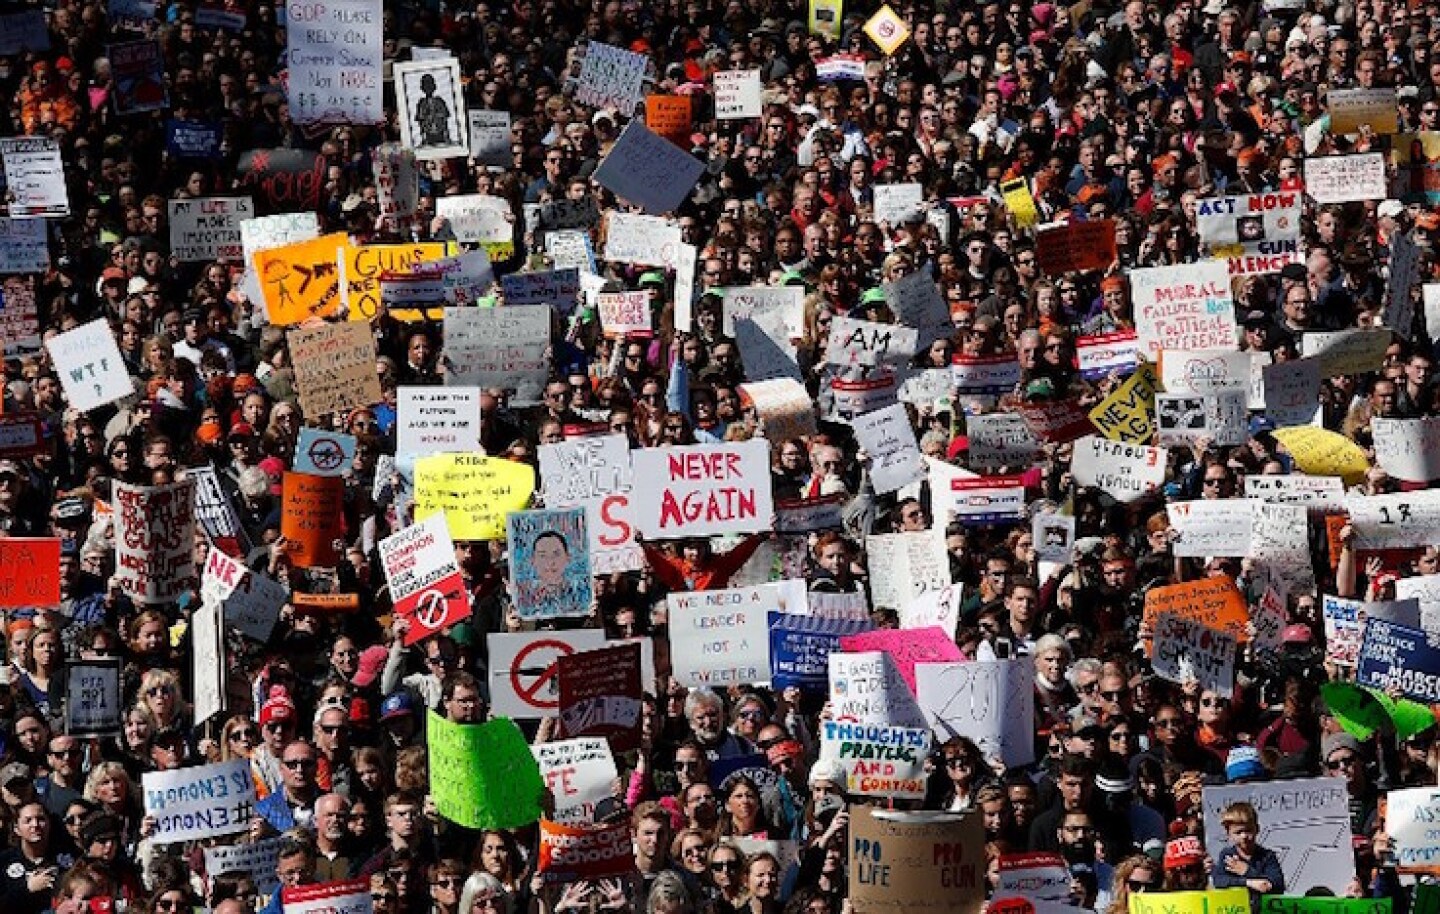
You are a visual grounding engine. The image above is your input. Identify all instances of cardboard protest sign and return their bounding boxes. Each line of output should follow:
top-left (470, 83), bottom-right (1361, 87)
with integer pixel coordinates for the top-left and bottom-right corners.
top-left (64, 660), bottom-right (120, 736)
top-left (530, 738), bottom-right (618, 825)
top-left (1299, 328), bottom-right (1391, 377)
top-left (1372, 416), bottom-right (1440, 483)
top-left (0, 538), bottom-right (59, 607)
top-left (205, 838), bottom-right (282, 896)
top-left (668, 586), bottom-right (775, 687)
top-left (507, 508), bottom-right (591, 621)
top-left (1346, 488), bottom-right (1440, 549)
top-left (0, 219), bottom-right (49, 274)
top-left (714, 68), bottom-right (762, 118)
top-left (500, 268), bottom-right (579, 309)
top-left (114, 480), bottom-right (196, 605)
top-left (1304, 153), bottom-right (1387, 203)
top-left (1166, 500), bottom-right (1254, 557)
top-left (741, 378), bottom-right (817, 443)
top-left (46, 319), bottom-right (130, 412)
top-left (851, 403), bottom-right (925, 494)
top-left (914, 660), bottom-right (1035, 767)
top-left (1160, 348), bottom-right (1251, 395)
top-left (443, 306), bottom-right (549, 404)
top-left (829, 651), bottom-right (928, 730)
top-left (397, 387), bottom-right (481, 456)
top-left (596, 290), bottom-right (652, 337)
top-left (293, 428), bottom-right (356, 478)
top-left (168, 196), bottom-right (252, 261)
top-left (414, 454), bottom-right (536, 541)
top-left (434, 194), bottom-right (510, 246)
top-left (281, 472), bottom-right (344, 567)
top-left (1195, 191), bottom-right (1302, 275)
top-left (1070, 436), bottom-right (1164, 502)
top-left (142, 760), bottom-right (255, 844)
top-left (1034, 220), bottom-right (1116, 275)
top-left (1152, 612), bottom-right (1238, 695)
top-left (1250, 502), bottom-right (1315, 595)
top-left (1201, 779), bottom-right (1355, 893)
top-left (1357, 617), bottom-right (1440, 703)
top-left (557, 643), bottom-right (642, 750)
top-left (1131, 261), bottom-right (1237, 357)
top-left (342, 242), bottom-right (448, 322)
top-left (603, 212), bottom-right (683, 267)
top-left (820, 721), bottom-right (930, 798)
top-left (201, 547), bottom-right (283, 643)
top-left (536, 819), bottom-right (634, 883)
top-left (285, 0), bottom-right (382, 124)
top-left (1143, 577), bottom-right (1249, 647)
top-left (1328, 88), bottom-right (1399, 134)
top-left (769, 613), bottom-right (874, 691)
top-left (593, 121), bottom-right (704, 215)
top-left (379, 512), bottom-right (469, 645)
top-left (629, 440), bottom-right (774, 538)
top-left (848, 808), bottom-right (984, 914)
top-left (429, 713), bottom-right (544, 829)
top-left (0, 138), bottom-right (69, 217)
top-left (253, 233), bottom-right (346, 325)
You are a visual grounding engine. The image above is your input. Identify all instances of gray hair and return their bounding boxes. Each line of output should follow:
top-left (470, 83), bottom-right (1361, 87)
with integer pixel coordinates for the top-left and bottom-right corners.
top-left (684, 686), bottom-right (722, 720)
top-left (647, 872), bottom-right (693, 914)
top-left (1034, 633), bottom-right (1072, 661)
top-left (237, 466), bottom-right (269, 499)
top-left (458, 873), bottom-right (509, 914)
top-left (1067, 657), bottom-right (1102, 691)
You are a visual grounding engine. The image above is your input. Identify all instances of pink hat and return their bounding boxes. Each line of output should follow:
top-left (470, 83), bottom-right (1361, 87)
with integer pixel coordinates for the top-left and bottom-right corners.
top-left (353, 645), bottom-right (389, 689)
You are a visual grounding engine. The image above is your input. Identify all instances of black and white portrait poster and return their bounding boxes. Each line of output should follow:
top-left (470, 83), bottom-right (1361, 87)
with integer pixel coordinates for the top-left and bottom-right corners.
top-left (393, 58), bottom-right (469, 161)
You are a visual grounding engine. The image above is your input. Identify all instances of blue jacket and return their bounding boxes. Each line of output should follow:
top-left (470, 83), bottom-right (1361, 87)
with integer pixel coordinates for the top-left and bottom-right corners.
top-left (1212, 844), bottom-right (1285, 901)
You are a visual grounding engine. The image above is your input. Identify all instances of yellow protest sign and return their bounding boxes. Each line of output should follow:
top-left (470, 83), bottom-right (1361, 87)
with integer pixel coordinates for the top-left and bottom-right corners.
top-left (1001, 178), bottom-right (1038, 229)
top-left (863, 5), bottom-right (910, 55)
top-left (1131, 888), bottom-right (1249, 914)
top-left (1272, 426), bottom-right (1370, 485)
top-left (414, 454), bottom-right (536, 541)
top-left (1089, 364), bottom-right (1157, 443)
top-left (254, 233), bottom-right (346, 326)
top-left (809, 0), bottom-right (843, 39)
top-left (343, 242), bottom-right (449, 323)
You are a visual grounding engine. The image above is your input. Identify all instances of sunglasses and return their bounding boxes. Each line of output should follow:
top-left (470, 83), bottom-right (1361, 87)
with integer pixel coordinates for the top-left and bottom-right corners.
top-left (1327, 755), bottom-right (1359, 770)
top-left (283, 758), bottom-right (317, 770)
top-left (228, 729), bottom-right (259, 741)
top-left (711, 861), bottom-right (741, 872)
top-left (1128, 879), bottom-right (1156, 892)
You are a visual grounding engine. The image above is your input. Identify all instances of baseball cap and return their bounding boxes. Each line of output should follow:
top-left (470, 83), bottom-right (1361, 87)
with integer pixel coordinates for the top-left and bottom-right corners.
top-left (381, 692), bottom-right (416, 722)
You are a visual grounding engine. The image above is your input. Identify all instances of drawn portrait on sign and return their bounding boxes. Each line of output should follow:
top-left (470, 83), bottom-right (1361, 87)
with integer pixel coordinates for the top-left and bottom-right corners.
top-left (393, 58), bottom-right (469, 162)
top-left (507, 508), bottom-right (592, 621)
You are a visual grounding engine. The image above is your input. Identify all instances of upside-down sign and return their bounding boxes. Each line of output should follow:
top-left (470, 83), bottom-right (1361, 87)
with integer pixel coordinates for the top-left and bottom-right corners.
top-left (379, 512), bottom-right (471, 646)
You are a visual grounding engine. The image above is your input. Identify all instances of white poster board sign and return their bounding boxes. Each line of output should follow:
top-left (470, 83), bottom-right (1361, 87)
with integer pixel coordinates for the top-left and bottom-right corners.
top-left (1201, 778), bottom-right (1355, 893)
top-left (914, 660), bottom-right (1036, 767)
top-left (713, 69), bottom-right (762, 119)
top-left (45, 319), bottom-right (131, 412)
top-left (143, 760), bottom-right (255, 844)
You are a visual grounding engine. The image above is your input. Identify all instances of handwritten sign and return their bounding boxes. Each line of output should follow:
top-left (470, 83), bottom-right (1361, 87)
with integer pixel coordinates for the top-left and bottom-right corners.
top-left (915, 660), bottom-right (1035, 766)
top-left (1088, 362), bottom-right (1157, 443)
top-left (115, 480), bottom-right (196, 605)
top-left (1304, 154), bottom-right (1387, 204)
top-left (1373, 417), bottom-right (1440, 483)
top-left (1347, 489), bottom-right (1440, 549)
top-left (1195, 191), bottom-right (1302, 276)
top-left (557, 643), bottom-right (642, 750)
top-left (630, 440), bottom-right (773, 538)
top-left (1201, 779), bottom-right (1355, 893)
top-left (1328, 88), bottom-right (1399, 134)
top-left (415, 454), bottom-right (536, 541)
top-left (829, 651), bottom-right (928, 729)
top-left (1143, 577), bottom-right (1249, 647)
top-left (1071, 435), bottom-right (1164, 502)
top-left (65, 660), bottom-right (120, 736)
top-left (1131, 261), bottom-right (1237, 357)
top-left (288, 321), bottom-right (382, 418)
top-left (0, 138), bottom-right (68, 218)
top-left (714, 69), bottom-right (761, 118)
top-left (380, 513), bottom-right (469, 644)
top-left (254, 232), bottom-right (345, 324)
top-left (826, 316), bottom-right (918, 368)
top-left (593, 121), bottom-right (703, 215)
top-left (530, 738), bottom-right (617, 825)
top-left (849, 808), bottom-right (984, 914)
top-left (444, 305), bottom-right (549, 404)
top-left (1034, 220), bottom-right (1116, 275)
top-left (1153, 613), bottom-right (1237, 696)
top-left (820, 721), bottom-right (929, 798)
top-left (143, 760), bottom-right (254, 844)
top-left (285, 0), bottom-right (382, 125)
top-left (429, 714), bottom-right (544, 830)
top-left (852, 403), bottom-right (924, 494)
top-left (168, 196), bottom-right (253, 262)
top-left (281, 473), bottom-right (344, 568)
top-left (669, 587), bottom-right (776, 687)
top-left (46, 320), bottom-right (130, 412)
top-left (597, 290), bottom-right (652, 336)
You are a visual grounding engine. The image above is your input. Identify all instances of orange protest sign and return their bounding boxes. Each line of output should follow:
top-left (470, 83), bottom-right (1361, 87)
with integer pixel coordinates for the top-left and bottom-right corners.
top-left (1142, 576), bottom-right (1249, 651)
top-left (253, 233), bottom-right (346, 325)
top-left (0, 538), bottom-right (60, 607)
top-left (645, 96), bottom-right (692, 148)
top-left (281, 472), bottom-right (345, 568)
top-left (292, 592), bottom-right (360, 612)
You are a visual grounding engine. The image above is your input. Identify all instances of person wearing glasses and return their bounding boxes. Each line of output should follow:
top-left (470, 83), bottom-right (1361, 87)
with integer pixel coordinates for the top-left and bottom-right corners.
top-left (252, 740), bottom-right (321, 835)
top-left (931, 736), bottom-right (991, 813)
top-left (1105, 853), bottom-right (1160, 914)
top-left (1322, 732), bottom-right (1378, 835)
top-left (37, 736), bottom-right (84, 818)
top-left (381, 621), bottom-right (459, 711)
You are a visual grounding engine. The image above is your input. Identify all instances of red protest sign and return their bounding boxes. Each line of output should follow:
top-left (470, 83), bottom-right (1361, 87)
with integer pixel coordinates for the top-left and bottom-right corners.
top-left (557, 642), bottom-right (643, 752)
top-left (0, 538), bottom-right (60, 607)
top-left (645, 95), bottom-right (692, 148)
top-left (537, 819), bottom-right (634, 883)
top-left (1035, 220), bottom-right (1118, 276)
top-left (379, 513), bottom-right (471, 646)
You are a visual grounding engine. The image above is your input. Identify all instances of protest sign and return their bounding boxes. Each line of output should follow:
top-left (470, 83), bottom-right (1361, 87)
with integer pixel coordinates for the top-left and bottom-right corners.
top-left (281, 881), bottom-right (370, 914)
top-left (1261, 898), bottom-right (1391, 914)
top-left (1347, 489), bottom-right (1440, 549)
top-left (848, 808), bottom-right (984, 914)
top-left (1166, 500), bottom-right (1254, 557)
top-left (189, 466), bottom-right (252, 558)
top-left (1034, 220), bottom-right (1117, 274)
top-left (1201, 779), bottom-right (1355, 893)
top-left (830, 651), bottom-right (928, 729)
top-left (630, 440), bottom-right (773, 538)
top-left (64, 660), bottom-right (120, 736)
top-left (46, 319), bottom-right (130, 412)
top-left (1131, 261), bottom-right (1237, 357)
top-left (536, 819), bottom-right (634, 883)
top-left (1268, 428), bottom-right (1367, 488)
top-left (714, 68), bottom-right (762, 118)
top-left (884, 270), bottom-right (953, 347)
top-left (1372, 417), bottom-right (1440, 482)
top-left (830, 375), bottom-right (900, 423)
top-left (1131, 891), bottom-right (1250, 914)
top-left (0, 415), bottom-right (45, 460)
top-left (280, 473), bottom-right (345, 568)
top-left (1088, 362), bottom-right (1158, 443)
top-left (1, 138), bottom-right (69, 217)
top-left (735, 313), bottom-right (802, 383)
top-left (288, 321), bottom-right (383, 419)
top-left (953, 354), bottom-right (1023, 397)
top-left (205, 838), bottom-right (282, 895)
top-left (507, 509), bottom-right (591, 621)
top-left (1357, 617), bottom-right (1440, 702)
top-left (826, 316), bottom-right (919, 368)
top-left (597, 290), bottom-right (652, 337)
top-left (593, 121), bottom-right (703, 215)
top-left (0, 218), bottom-right (48, 273)
top-left (947, 475), bottom-right (1026, 524)
top-left (644, 95), bottom-right (691, 146)
top-left (841, 627), bottom-right (965, 694)
top-left (967, 412), bottom-right (1040, 469)
top-left (1250, 502), bottom-right (1315, 594)
top-left (1304, 154), bottom-right (1387, 203)
top-left (500, 269), bottom-right (580, 309)
top-left (1386, 233), bottom-right (1421, 333)
top-left (574, 40), bottom-right (648, 111)
top-left (1396, 574), bottom-right (1440, 631)
top-left (201, 547), bottom-right (283, 643)
top-left (0, 275), bottom-right (39, 357)
top-left (1328, 88), bottom-right (1399, 134)
top-left (1075, 331), bottom-right (1140, 380)
top-left (873, 182), bottom-right (924, 225)
top-left (0, 538), bottom-right (59, 607)
top-left (0, 11), bottom-right (49, 54)
top-left (1385, 788), bottom-right (1440, 872)
top-left (1323, 595), bottom-right (1364, 666)
top-left (168, 196), bottom-right (252, 262)
top-left (820, 721), bottom-right (930, 798)
top-left (1156, 391), bottom-right (1247, 446)
top-left (774, 495), bottom-right (845, 534)
top-left (1160, 348), bottom-right (1251, 395)
top-left (342, 241), bottom-right (447, 322)
top-left (898, 369), bottom-right (953, 408)
top-left (544, 232), bottom-right (594, 274)
top-left (1070, 436), bottom-right (1164, 502)
top-left (721, 285), bottom-right (805, 337)
top-left (110, 39), bottom-right (167, 113)
top-left (488, 631), bottom-right (608, 719)
top-left (397, 387), bottom-right (481, 456)
top-left (1299, 328), bottom-right (1391, 377)
top-left (1261, 358), bottom-right (1322, 427)
top-left (429, 713), bottom-right (544, 829)
top-left (557, 643), bottom-right (642, 750)
top-left (538, 435), bottom-right (642, 574)
top-left (530, 738), bottom-right (617, 825)
top-left (603, 212), bottom-right (683, 267)
top-left (809, 592), bottom-right (871, 622)
top-left (1195, 192), bottom-right (1303, 275)
top-left (852, 403), bottom-right (925, 494)
top-left (293, 428), bottom-right (356, 478)
top-left (467, 110), bottom-right (511, 166)
top-left (1152, 612), bottom-right (1238, 695)
top-left (443, 306), bottom-right (548, 404)
top-left (379, 513), bottom-right (469, 645)
top-left (114, 480), bottom-right (196, 605)
top-left (142, 760), bottom-right (254, 844)
top-left (434, 194), bottom-right (510, 246)
top-left (1032, 513), bottom-right (1076, 564)
top-left (898, 582), bottom-right (963, 637)
top-left (1143, 577), bottom-right (1249, 646)
top-left (190, 598), bottom-right (225, 726)
top-left (254, 232), bottom-right (346, 324)
top-left (914, 660), bottom-right (1035, 766)
top-left (997, 854), bottom-right (1074, 903)
top-left (415, 454), bottom-right (536, 541)
top-left (769, 613), bottom-right (874, 691)
top-left (238, 212), bottom-right (320, 306)
top-left (392, 58), bottom-right (468, 160)
top-left (285, 0), bottom-right (382, 125)
top-left (865, 531), bottom-right (951, 609)
top-left (669, 586), bottom-right (776, 687)
top-left (1017, 397), bottom-right (1094, 445)
top-left (816, 55), bottom-right (866, 81)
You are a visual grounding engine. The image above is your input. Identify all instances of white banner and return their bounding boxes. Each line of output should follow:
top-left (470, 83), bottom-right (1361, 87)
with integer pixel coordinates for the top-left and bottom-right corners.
top-left (1070, 436), bottom-right (1164, 503)
top-left (713, 69), bottom-right (761, 119)
top-left (667, 587), bottom-right (776, 687)
top-left (1201, 779), bottom-right (1355, 893)
top-left (630, 440), bottom-right (774, 538)
top-left (1373, 416), bottom-right (1440, 483)
top-left (1166, 500), bottom-right (1254, 557)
